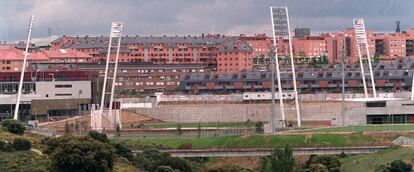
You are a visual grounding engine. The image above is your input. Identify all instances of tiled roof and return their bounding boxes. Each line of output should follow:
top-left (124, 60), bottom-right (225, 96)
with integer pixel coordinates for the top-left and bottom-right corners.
top-left (0, 46), bottom-right (91, 61)
top-left (43, 49), bottom-right (92, 59)
top-left (0, 45), bottom-right (48, 61)
top-left (54, 35), bottom-right (252, 52)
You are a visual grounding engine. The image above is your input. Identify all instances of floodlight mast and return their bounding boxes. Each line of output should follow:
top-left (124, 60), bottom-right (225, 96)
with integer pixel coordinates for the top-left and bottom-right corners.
top-left (353, 18), bottom-right (376, 98)
top-left (285, 7), bottom-right (301, 127)
top-left (108, 25), bottom-right (123, 112)
top-left (356, 44), bottom-right (369, 98)
top-left (14, 15), bottom-right (34, 120)
top-left (99, 22), bottom-right (123, 115)
top-left (270, 6), bottom-right (286, 131)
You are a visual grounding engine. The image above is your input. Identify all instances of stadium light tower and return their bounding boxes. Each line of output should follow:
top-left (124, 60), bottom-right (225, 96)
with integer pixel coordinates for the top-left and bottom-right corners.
top-left (353, 18), bottom-right (376, 98)
top-left (285, 7), bottom-right (302, 127)
top-left (99, 22), bottom-right (123, 114)
top-left (270, 6), bottom-right (287, 131)
top-left (14, 15), bottom-right (34, 120)
top-left (91, 22), bottom-right (123, 131)
top-left (270, 6), bottom-right (302, 128)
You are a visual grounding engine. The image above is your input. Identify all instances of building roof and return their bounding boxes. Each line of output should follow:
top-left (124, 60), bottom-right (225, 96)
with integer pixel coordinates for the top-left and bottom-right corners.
top-left (53, 35), bottom-right (253, 52)
top-left (0, 45), bottom-right (48, 61)
top-left (43, 49), bottom-right (92, 59)
top-left (0, 46), bottom-right (92, 61)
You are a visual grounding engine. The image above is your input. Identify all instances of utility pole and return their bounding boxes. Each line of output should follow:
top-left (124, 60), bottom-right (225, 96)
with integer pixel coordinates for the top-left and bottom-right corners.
top-left (411, 70), bottom-right (414, 101)
top-left (14, 15), bottom-right (34, 120)
top-left (270, 48), bottom-right (276, 133)
top-left (341, 36), bottom-right (347, 126)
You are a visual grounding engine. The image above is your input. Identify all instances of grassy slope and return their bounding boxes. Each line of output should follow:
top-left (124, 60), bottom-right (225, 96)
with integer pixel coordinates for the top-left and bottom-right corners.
top-left (341, 146), bottom-right (414, 172)
top-left (0, 129), bottom-right (138, 172)
top-left (115, 133), bottom-right (398, 149)
top-left (0, 151), bottom-right (50, 172)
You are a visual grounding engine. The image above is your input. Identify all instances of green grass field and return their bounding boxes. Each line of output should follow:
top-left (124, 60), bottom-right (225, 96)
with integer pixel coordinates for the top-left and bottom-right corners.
top-left (131, 122), bottom-right (256, 129)
top-left (297, 124), bottom-right (414, 133)
top-left (341, 146), bottom-right (414, 172)
top-left (113, 133), bottom-right (400, 149)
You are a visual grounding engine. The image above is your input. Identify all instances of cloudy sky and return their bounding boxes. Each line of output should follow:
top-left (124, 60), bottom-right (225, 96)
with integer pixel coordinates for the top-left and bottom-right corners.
top-left (0, 0), bottom-right (413, 41)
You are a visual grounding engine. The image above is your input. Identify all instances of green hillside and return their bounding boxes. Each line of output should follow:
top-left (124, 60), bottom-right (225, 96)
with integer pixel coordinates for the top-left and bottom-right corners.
top-left (341, 146), bottom-right (414, 172)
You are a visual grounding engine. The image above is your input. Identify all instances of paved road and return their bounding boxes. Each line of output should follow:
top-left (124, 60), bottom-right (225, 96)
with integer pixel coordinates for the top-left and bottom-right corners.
top-left (132, 145), bottom-right (390, 157)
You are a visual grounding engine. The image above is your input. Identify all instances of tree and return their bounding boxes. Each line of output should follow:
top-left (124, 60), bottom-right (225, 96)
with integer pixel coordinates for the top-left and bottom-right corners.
top-left (304, 155), bottom-right (341, 172)
top-left (383, 160), bottom-right (412, 172)
top-left (177, 124), bottom-right (183, 136)
top-left (197, 122), bottom-right (202, 138)
top-left (260, 145), bottom-right (295, 172)
top-left (373, 53), bottom-right (381, 63)
top-left (134, 148), bottom-right (192, 172)
top-left (255, 121), bottom-right (264, 134)
top-left (115, 124), bottom-right (121, 137)
top-left (155, 166), bottom-right (177, 172)
top-left (88, 130), bottom-right (109, 143)
top-left (12, 138), bottom-right (31, 150)
top-left (44, 136), bottom-right (115, 172)
top-left (1, 119), bottom-right (25, 135)
top-left (64, 122), bottom-right (71, 136)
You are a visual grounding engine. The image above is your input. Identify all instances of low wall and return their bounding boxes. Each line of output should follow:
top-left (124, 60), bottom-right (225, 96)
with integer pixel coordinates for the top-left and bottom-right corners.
top-left (128, 101), bottom-right (365, 125)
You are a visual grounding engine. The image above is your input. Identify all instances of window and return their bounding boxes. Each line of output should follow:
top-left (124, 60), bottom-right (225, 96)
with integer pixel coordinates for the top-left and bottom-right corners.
top-left (55, 93), bottom-right (72, 96)
top-left (366, 101), bottom-right (386, 107)
top-left (55, 84), bottom-right (72, 88)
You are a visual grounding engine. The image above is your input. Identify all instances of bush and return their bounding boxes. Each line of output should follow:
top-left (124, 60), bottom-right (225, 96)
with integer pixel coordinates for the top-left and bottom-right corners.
top-left (304, 155), bottom-right (341, 172)
top-left (309, 163), bottom-right (329, 172)
top-left (383, 160), bottom-right (412, 172)
top-left (0, 140), bottom-right (6, 150)
top-left (44, 136), bottom-right (115, 172)
top-left (0, 140), bottom-right (13, 152)
top-left (134, 148), bottom-right (192, 172)
top-left (12, 138), bottom-right (31, 150)
top-left (177, 143), bottom-right (192, 150)
top-left (155, 166), bottom-right (176, 172)
top-left (208, 165), bottom-right (253, 172)
top-left (1, 119), bottom-right (25, 135)
top-left (88, 130), bottom-right (109, 143)
top-left (113, 143), bottom-right (134, 161)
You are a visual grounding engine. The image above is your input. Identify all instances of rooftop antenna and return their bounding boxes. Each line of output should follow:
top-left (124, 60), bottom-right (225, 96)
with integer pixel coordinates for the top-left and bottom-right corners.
top-left (14, 15), bottom-right (34, 120)
top-left (48, 27), bottom-right (52, 44)
top-left (396, 21), bottom-right (401, 33)
top-left (341, 36), bottom-right (347, 126)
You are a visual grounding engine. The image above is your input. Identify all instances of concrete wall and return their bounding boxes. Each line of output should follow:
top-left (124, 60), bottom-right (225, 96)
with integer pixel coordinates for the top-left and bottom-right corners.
top-left (130, 101), bottom-right (365, 125)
